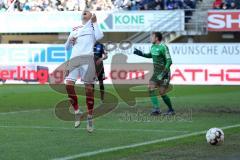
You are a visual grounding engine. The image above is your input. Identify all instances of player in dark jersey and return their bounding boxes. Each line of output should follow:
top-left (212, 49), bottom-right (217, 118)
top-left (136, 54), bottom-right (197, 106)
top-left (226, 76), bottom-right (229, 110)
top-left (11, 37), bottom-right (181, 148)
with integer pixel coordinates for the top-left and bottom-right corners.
top-left (94, 41), bottom-right (108, 103)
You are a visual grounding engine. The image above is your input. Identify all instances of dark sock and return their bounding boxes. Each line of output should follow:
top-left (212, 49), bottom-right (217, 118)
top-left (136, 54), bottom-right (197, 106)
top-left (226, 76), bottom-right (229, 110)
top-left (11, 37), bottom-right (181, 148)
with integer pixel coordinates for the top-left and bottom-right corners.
top-left (99, 82), bottom-right (104, 101)
top-left (161, 95), bottom-right (174, 111)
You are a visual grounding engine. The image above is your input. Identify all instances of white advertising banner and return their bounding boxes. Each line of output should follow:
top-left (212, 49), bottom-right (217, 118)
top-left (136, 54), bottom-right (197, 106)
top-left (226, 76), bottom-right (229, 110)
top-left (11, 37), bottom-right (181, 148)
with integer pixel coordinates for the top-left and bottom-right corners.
top-left (108, 43), bottom-right (240, 64)
top-left (1, 64), bottom-right (239, 85)
top-left (170, 64), bottom-right (240, 85)
top-left (1, 43), bottom-right (239, 65)
top-left (0, 44), bottom-right (240, 85)
top-left (0, 11), bottom-right (184, 33)
top-left (103, 64), bottom-right (240, 85)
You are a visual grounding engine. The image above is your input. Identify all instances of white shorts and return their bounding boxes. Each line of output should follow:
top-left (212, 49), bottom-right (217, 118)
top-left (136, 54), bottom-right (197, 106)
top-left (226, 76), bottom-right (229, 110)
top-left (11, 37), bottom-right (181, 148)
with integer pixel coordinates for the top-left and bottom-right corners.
top-left (65, 55), bottom-right (96, 84)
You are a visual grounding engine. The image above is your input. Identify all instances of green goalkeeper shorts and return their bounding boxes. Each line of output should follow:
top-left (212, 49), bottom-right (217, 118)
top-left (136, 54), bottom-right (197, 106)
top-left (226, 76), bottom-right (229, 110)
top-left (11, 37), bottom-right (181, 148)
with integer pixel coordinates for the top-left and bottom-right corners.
top-left (150, 71), bottom-right (171, 86)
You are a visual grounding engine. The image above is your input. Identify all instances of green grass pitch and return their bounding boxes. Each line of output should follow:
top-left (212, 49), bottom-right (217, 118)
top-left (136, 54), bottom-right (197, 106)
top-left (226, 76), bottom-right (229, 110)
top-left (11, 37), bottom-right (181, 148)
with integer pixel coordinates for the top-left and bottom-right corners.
top-left (0, 84), bottom-right (240, 160)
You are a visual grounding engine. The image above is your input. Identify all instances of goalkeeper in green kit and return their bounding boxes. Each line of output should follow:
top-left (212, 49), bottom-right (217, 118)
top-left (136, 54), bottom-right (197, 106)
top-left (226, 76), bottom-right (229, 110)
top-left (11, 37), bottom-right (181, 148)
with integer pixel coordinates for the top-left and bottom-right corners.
top-left (133, 32), bottom-right (175, 116)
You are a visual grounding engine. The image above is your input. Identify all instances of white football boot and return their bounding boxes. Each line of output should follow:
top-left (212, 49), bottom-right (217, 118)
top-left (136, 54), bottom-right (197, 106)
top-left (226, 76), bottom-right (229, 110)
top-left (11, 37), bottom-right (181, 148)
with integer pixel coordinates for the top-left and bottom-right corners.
top-left (86, 115), bottom-right (94, 133)
top-left (74, 109), bottom-right (82, 128)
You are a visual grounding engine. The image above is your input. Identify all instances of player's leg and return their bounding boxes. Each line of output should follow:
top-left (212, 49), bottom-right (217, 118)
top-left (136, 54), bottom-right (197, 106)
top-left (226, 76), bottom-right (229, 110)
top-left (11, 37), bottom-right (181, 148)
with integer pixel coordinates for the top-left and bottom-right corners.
top-left (158, 72), bottom-right (175, 115)
top-left (85, 83), bottom-right (94, 116)
top-left (99, 80), bottom-right (104, 103)
top-left (159, 85), bottom-right (175, 115)
top-left (66, 80), bottom-right (78, 111)
top-left (81, 55), bottom-right (96, 132)
top-left (65, 68), bottom-right (82, 128)
top-left (85, 83), bottom-right (94, 132)
top-left (148, 81), bottom-right (161, 115)
top-left (95, 59), bottom-right (105, 103)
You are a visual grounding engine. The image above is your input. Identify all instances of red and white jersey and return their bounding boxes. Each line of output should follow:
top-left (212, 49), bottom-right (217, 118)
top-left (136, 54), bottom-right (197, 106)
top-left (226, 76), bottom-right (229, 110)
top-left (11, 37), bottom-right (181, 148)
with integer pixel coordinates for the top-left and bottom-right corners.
top-left (65, 20), bottom-right (104, 58)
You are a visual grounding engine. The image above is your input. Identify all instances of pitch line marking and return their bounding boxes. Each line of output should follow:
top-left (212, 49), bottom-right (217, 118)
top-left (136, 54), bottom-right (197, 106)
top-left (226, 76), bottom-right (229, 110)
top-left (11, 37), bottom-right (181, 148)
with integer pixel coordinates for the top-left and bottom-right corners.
top-left (52, 124), bottom-right (240, 160)
top-left (0, 108), bottom-right (53, 115)
top-left (0, 125), bottom-right (188, 133)
top-left (0, 97), bottom-right (178, 115)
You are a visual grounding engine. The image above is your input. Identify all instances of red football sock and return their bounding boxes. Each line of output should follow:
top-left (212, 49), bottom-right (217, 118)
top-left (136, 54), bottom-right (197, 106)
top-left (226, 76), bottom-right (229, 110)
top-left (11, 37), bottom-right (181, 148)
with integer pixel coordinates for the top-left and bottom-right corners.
top-left (85, 84), bottom-right (94, 115)
top-left (66, 84), bottom-right (79, 111)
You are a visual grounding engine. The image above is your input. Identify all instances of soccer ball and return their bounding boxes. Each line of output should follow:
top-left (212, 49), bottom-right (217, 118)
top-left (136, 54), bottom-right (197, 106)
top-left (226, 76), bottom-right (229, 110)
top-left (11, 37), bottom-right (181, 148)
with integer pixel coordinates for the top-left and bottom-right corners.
top-left (206, 128), bottom-right (224, 145)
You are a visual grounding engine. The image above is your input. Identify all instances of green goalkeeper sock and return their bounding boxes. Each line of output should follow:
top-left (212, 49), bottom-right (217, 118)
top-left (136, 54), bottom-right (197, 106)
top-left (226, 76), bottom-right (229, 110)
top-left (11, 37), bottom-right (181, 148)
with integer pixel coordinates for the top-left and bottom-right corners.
top-left (161, 95), bottom-right (173, 111)
top-left (149, 90), bottom-right (160, 109)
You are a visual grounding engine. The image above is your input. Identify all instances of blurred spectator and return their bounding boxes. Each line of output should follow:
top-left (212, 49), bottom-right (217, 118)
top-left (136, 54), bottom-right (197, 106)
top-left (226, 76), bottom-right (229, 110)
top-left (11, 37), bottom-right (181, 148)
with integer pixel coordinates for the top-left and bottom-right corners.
top-left (165, 0), bottom-right (196, 10)
top-left (213, 0), bottom-right (222, 9)
top-left (90, 0), bottom-right (113, 10)
top-left (148, 0), bottom-right (164, 10)
top-left (140, 0), bottom-right (154, 10)
top-left (22, 0), bottom-right (31, 11)
top-left (221, 2), bottom-right (228, 9)
top-left (166, 0), bottom-right (177, 10)
top-left (224, 0), bottom-right (232, 6)
top-left (229, 1), bottom-right (237, 9)
top-left (176, 0), bottom-right (184, 9)
top-left (130, 0), bottom-right (142, 10)
top-left (0, 0), bottom-right (7, 11)
top-left (236, 0), bottom-right (240, 9)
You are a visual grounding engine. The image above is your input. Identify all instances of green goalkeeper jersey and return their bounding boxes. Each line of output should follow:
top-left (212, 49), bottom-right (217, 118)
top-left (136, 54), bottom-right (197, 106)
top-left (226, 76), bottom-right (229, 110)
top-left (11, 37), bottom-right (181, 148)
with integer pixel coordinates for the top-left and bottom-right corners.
top-left (142, 43), bottom-right (172, 75)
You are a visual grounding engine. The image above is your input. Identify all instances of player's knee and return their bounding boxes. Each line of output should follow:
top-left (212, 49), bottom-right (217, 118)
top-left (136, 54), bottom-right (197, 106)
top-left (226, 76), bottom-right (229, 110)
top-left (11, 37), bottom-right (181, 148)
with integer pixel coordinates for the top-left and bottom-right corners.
top-left (159, 90), bottom-right (165, 96)
top-left (148, 84), bottom-right (154, 90)
top-left (85, 84), bottom-right (94, 93)
top-left (149, 88), bottom-right (156, 96)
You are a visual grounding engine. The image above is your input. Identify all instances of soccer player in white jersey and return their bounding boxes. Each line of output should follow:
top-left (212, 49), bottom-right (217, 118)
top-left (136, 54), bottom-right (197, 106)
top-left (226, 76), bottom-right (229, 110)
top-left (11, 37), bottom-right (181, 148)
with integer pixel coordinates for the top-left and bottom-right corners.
top-left (65, 10), bottom-right (104, 132)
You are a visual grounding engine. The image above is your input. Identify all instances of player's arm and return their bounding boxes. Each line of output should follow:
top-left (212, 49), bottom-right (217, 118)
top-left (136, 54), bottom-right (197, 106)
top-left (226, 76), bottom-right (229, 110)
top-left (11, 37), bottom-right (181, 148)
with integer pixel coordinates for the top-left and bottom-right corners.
top-left (102, 51), bottom-right (108, 60)
top-left (92, 14), bottom-right (104, 41)
top-left (65, 31), bottom-right (76, 50)
top-left (157, 45), bottom-right (172, 80)
top-left (133, 48), bottom-right (152, 58)
top-left (93, 23), bottom-right (104, 40)
top-left (65, 34), bottom-right (72, 50)
top-left (163, 45), bottom-right (172, 71)
top-left (96, 52), bottom-right (108, 63)
top-left (102, 44), bottom-right (108, 60)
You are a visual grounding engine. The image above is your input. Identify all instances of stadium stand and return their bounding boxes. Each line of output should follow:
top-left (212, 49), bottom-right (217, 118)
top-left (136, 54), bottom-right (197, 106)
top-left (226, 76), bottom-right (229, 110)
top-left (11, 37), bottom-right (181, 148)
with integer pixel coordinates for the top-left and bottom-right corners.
top-left (0, 0), bottom-right (202, 11)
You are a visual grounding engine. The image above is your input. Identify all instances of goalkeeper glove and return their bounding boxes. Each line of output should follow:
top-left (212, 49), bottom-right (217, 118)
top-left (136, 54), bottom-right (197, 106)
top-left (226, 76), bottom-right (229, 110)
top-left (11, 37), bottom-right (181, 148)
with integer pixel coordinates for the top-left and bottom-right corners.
top-left (157, 69), bottom-right (168, 81)
top-left (133, 48), bottom-right (144, 56)
top-left (157, 73), bottom-right (164, 81)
